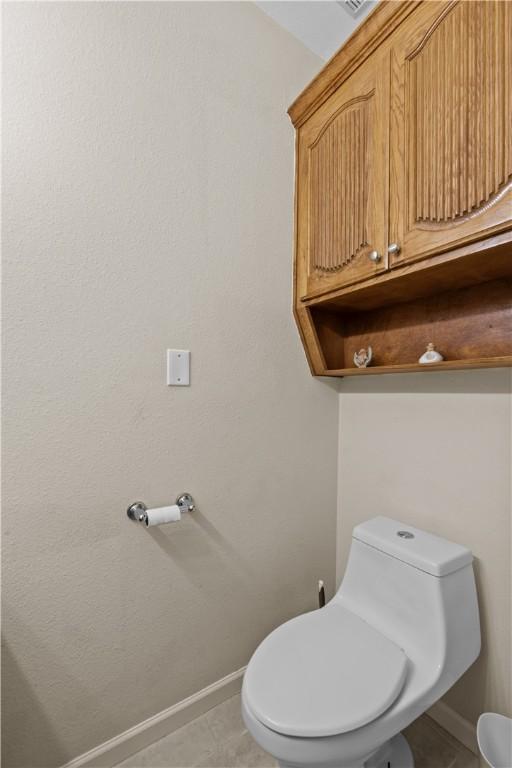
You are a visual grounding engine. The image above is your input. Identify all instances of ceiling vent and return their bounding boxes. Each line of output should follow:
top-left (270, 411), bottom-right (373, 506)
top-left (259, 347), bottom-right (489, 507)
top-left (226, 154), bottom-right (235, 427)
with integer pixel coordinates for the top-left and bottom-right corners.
top-left (337, 0), bottom-right (367, 18)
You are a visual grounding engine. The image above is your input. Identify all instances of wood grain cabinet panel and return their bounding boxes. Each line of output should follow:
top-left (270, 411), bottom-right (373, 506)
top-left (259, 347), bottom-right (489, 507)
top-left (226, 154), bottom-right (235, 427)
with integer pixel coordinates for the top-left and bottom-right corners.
top-left (296, 53), bottom-right (390, 300)
top-left (389, 0), bottom-right (512, 267)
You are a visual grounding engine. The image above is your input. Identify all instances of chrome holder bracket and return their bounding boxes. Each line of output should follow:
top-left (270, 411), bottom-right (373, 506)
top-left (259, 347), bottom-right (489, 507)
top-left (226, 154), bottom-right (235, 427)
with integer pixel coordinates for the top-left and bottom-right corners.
top-left (127, 501), bottom-right (147, 523)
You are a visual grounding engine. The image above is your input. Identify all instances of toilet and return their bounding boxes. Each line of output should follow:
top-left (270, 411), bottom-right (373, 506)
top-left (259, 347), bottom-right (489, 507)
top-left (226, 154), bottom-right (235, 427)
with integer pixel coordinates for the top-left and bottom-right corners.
top-left (242, 517), bottom-right (481, 768)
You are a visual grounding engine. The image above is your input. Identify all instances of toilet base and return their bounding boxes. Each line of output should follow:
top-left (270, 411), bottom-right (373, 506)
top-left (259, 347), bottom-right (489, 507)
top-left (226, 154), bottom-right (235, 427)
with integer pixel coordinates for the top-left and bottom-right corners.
top-left (277, 733), bottom-right (414, 768)
top-left (365, 734), bottom-right (414, 768)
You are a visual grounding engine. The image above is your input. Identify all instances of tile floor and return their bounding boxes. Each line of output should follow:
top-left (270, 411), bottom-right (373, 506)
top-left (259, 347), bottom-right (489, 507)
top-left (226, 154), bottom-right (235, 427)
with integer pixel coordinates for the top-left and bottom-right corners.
top-left (116, 693), bottom-right (479, 768)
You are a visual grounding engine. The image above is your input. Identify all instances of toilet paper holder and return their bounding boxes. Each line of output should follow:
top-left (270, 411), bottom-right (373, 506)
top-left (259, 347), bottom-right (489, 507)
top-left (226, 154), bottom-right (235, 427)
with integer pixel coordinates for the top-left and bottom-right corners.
top-left (127, 493), bottom-right (195, 524)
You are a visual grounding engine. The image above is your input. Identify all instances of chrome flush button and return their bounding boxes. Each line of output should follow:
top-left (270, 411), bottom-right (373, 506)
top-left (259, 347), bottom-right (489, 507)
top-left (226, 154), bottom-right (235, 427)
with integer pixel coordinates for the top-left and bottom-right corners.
top-left (397, 530), bottom-right (415, 539)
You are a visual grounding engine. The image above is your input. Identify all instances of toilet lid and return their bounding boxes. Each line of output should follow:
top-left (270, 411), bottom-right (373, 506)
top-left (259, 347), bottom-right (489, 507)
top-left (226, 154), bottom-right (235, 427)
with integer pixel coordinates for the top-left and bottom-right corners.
top-left (244, 604), bottom-right (407, 738)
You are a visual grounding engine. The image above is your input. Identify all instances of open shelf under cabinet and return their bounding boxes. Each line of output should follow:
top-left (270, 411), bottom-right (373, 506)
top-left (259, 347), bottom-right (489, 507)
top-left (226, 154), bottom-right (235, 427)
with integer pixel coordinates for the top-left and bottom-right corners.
top-left (308, 277), bottom-right (512, 377)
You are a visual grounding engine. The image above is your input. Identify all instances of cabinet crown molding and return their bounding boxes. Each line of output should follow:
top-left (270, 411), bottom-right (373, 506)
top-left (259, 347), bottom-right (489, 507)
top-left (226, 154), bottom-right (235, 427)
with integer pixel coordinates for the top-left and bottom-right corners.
top-left (288, 1), bottom-right (417, 128)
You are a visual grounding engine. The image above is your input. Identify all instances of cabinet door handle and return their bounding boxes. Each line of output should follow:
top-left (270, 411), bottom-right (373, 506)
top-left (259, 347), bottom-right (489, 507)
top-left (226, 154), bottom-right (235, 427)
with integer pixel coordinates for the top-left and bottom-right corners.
top-left (368, 250), bottom-right (381, 263)
top-left (387, 243), bottom-right (401, 256)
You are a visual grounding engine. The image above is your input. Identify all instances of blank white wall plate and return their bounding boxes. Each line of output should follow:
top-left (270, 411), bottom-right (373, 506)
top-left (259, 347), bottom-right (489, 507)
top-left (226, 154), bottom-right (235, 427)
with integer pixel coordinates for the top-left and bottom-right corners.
top-left (167, 350), bottom-right (190, 386)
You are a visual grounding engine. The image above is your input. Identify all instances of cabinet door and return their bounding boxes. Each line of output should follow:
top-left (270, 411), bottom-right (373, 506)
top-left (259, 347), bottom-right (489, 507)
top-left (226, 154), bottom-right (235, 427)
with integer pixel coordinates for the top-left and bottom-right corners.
top-left (389, 0), bottom-right (512, 268)
top-left (296, 53), bottom-right (390, 301)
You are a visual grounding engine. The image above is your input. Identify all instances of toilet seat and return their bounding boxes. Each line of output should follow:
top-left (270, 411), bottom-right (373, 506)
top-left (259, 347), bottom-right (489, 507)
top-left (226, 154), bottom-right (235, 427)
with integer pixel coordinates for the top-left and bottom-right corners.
top-left (244, 604), bottom-right (408, 738)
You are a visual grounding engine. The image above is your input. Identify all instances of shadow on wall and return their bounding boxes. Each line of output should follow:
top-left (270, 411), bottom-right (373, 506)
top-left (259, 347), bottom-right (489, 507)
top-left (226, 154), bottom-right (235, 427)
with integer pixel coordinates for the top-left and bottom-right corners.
top-left (338, 367), bottom-right (512, 395)
top-left (464, 557), bottom-right (490, 719)
top-left (1, 606), bottom-right (121, 768)
top-left (145, 506), bottom-right (262, 600)
top-left (1, 635), bottom-right (67, 767)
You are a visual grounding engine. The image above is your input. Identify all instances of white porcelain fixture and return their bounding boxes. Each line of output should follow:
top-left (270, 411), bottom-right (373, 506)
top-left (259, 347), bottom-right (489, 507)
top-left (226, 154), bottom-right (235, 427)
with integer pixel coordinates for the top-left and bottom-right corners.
top-left (477, 713), bottom-right (512, 768)
top-left (242, 517), bottom-right (481, 768)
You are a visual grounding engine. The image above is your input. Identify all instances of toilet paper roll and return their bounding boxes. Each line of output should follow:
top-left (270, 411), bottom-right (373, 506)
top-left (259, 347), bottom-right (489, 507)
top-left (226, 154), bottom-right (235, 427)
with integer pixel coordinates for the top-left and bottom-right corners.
top-left (145, 505), bottom-right (181, 527)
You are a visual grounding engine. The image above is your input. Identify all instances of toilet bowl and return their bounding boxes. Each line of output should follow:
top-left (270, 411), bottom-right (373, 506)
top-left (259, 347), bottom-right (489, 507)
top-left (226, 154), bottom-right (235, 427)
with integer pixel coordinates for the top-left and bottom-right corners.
top-left (242, 517), bottom-right (481, 768)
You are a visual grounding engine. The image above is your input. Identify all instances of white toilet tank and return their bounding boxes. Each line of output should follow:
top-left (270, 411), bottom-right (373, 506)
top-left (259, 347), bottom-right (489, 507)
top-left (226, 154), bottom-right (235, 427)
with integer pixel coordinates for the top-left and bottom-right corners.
top-left (334, 517), bottom-right (481, 685)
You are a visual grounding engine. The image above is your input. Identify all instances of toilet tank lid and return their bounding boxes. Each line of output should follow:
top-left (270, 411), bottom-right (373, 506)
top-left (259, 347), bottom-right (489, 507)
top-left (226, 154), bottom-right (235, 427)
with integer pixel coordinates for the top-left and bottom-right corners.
top-left (353, 517), bottom-right (473, 577)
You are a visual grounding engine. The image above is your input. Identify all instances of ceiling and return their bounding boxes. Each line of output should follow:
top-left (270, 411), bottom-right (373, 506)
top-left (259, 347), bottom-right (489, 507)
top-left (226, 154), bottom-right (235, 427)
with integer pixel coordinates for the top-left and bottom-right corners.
top-left (255, 0), bottom-right (377, 61)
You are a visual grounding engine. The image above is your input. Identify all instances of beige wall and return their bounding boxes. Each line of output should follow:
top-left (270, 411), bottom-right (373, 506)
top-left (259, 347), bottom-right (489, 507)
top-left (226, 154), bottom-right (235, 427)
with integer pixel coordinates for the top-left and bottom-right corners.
top-left (1, 4), bottom-right (337, 765)
top-left (337, 369), bottom-right (512, 726)
top-left (4, 2), bottom-right (510, 763)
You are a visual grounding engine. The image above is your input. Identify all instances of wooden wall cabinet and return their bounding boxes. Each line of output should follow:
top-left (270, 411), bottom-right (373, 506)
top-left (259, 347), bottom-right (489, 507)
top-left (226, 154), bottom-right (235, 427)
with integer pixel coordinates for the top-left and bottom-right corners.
top-left (289, 0), bottom-right (512, 377)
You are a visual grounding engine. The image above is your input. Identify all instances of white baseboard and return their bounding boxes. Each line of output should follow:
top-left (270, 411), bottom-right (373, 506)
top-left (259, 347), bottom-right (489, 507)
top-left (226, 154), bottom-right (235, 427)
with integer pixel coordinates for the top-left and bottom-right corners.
top-left (427, 700), bottom-right (478, 755)
top-left (60, 666), bottom-right (247, 768)
top-left (59, 668), bottom-right (477, 767)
